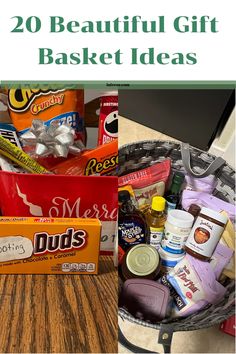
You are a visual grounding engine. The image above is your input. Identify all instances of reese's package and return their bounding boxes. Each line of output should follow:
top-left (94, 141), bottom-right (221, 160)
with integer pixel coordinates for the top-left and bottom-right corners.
top-left (0, 217), bottom-right (101, 274)
top-left (51, 138), bottom-right (118, 176)
top-left (8, 88), bottom-right (85, 142)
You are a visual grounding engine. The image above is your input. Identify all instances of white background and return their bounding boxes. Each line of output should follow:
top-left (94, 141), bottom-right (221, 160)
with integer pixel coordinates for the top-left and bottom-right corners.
top-left (0, 0), bottom-right (235, 81)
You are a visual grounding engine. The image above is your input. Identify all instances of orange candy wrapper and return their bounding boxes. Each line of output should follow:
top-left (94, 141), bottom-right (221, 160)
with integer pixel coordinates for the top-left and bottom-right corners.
top-left (51, 139), bottom-right (118, 176)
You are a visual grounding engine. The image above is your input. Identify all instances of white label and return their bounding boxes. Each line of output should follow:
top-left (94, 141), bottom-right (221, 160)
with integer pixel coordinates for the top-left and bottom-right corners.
top-left (134, 181), bottom-right (165, 208)
top-left (150, 227), bottom-right (164, 249)
top-left (61, 262), bottom-right (96, 273)
top-left (100, 221), bottom-right (117, 252)
top-left (87, 263), bottom-right (96, 272)
top-left (0, 236), bottom-right (33, 262)
top-left (162, 227), bottom-right (189, 254)
top-left (173, 257), bottom-right (205, 303)
top-left (185, 217), bottom-right (224, 258)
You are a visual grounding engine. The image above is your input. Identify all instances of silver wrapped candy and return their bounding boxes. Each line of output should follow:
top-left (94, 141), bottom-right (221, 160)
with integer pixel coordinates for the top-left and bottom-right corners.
top-left (21, 119), bottom-right (85, 158)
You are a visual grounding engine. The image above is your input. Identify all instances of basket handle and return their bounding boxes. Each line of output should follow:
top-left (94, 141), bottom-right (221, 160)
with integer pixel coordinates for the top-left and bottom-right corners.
top-left (181, 143), bottom-right (225, 178)
top-left (119, 323), bottom-right (173, 353)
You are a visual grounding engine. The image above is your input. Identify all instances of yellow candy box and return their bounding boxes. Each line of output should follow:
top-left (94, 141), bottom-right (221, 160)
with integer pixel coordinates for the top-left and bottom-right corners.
top-left (0, 217), bottom-right (101, 274)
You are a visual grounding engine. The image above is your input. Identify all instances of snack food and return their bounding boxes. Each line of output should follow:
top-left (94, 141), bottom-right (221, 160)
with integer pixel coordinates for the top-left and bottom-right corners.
top-left (98, 94), bottom-right (118, 145)
top-left (8, 89), bottom-right (85, 142)
top-left (0, 134), bottom-right (49, 174)
top-left (118, 159), bottom-right (171, 210)
top-left (0, 123), bottom-right (25, 172)
top-left (0, 155), bottom-right (26, 173)
top-left (51, 139), bottom-right (118, 176)
top-left (0, 172), bottom-right (117, 254)
top-left (0, 217), bottom-right (101, 274)
top-left (0, 123), bottom-right (22, 148)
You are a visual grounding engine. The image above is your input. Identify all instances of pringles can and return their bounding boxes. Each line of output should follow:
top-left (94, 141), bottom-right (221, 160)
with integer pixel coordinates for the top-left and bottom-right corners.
top-left (98, 92), bottom-right (118, 145)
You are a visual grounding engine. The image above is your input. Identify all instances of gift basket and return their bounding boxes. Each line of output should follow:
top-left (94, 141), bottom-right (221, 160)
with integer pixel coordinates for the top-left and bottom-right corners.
top-left (118, 140), bottom-right (235, 353)
top-left (0, 88), bottom-right (118, 274)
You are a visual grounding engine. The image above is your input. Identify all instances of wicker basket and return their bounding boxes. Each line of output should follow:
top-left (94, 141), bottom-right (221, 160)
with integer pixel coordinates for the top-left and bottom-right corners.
top-left (118, 140), bottom-right (235, 353)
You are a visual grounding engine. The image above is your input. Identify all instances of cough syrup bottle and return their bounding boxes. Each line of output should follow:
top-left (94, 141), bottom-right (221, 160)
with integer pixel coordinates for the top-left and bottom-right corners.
top-left (146, 196), bottom-right (166, 250)
top-left (118, 190), bottom-right (150, 250)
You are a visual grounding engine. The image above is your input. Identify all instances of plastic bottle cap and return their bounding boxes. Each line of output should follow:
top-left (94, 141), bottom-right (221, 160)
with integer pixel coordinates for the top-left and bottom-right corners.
top-left (151, 196), bottom-right (166, 211)
top-left (118, 190), bottom-right (130, 203)
top-left (126, 244), bottom-right (160, 276)
top-left (167, 209), bottom-right (194, 228)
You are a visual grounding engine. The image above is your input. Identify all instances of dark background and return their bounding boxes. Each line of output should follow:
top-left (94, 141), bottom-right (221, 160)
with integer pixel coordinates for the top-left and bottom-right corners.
top-left (119, 89), bottom-right (235, 150)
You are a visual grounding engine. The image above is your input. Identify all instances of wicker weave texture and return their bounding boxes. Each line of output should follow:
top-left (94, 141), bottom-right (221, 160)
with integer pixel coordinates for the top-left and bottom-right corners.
top-left (118, 140), bottom-right (235, 332)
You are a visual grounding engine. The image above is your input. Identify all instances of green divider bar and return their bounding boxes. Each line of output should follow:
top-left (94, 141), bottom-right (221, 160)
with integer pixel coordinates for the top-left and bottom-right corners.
top-left (1, 81), bottom-right (236, 89)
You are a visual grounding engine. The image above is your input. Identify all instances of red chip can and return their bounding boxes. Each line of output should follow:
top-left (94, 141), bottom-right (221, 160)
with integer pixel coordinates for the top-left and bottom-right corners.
top-left (98, 93), bottom-right (118, 145)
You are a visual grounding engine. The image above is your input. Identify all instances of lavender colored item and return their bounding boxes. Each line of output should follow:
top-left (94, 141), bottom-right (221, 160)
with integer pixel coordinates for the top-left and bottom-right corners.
top-left (119, 279), bottom-right (170, 322)
top-left (185, 175), bottom-right (217, 194)
top-left (210, 243), bottom-right (234, 280)
top-left (167, 254), bottom-right (226, 317)
top-left (181, 190), bottom-right (235, 223)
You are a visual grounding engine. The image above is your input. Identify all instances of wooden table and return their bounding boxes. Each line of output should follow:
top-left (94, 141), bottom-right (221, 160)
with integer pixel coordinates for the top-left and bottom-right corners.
top-left (0, 256), bottom-right (117, 353)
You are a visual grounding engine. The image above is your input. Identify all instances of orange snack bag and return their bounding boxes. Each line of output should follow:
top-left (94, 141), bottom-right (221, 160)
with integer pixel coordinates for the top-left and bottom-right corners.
top-left (51, 139), bottom-right (118, 176)
top-left (8, 88), bottom-right (85, 142)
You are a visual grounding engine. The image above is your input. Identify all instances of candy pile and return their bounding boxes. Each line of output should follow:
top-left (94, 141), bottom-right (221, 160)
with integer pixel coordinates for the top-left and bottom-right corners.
top-left (0, 88), bottom-right (118, 176)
